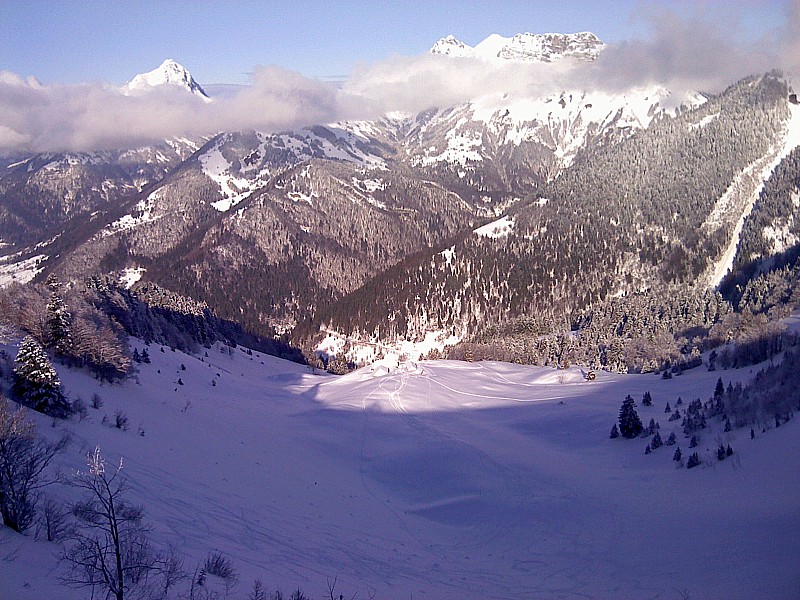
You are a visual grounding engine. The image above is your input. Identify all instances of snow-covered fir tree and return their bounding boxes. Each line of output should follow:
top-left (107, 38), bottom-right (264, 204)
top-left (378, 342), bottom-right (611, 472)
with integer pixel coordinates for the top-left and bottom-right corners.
top-left (12, 336), bottom-right (70, 418)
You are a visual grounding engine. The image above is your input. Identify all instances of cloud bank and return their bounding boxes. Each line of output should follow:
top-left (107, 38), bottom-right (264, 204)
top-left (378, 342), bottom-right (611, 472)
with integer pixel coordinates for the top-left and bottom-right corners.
top-left (1, 3), bottom-right (797, 154)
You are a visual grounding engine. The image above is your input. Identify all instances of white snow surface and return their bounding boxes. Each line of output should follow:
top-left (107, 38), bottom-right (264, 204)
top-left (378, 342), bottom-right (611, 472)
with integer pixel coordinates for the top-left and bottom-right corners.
top-left (1, 340), bottom-right (798, 600)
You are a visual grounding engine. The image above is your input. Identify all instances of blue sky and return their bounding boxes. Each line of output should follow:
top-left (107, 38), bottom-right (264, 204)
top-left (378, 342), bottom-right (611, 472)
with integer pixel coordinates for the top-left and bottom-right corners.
top-left (0, 0), bottom-right (790, 85)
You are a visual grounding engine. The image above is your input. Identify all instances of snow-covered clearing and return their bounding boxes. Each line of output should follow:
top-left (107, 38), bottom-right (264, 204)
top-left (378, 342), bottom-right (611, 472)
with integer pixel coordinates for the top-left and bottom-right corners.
top-left (118, 267), bottom-right (146, 289)
top-left (0, 254), bottom-right (46, 288)
top-left (200, 144), bottom-right (252, 211)
top-left (474, 215), bottom-right (515, 238)
top-left (1, 343), bottom-right (798, 599)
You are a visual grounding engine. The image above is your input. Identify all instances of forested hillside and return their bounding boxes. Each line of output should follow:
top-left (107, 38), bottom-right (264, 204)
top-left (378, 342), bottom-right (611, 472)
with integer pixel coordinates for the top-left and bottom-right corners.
top-left (309, 73), bottom-right (795, 365)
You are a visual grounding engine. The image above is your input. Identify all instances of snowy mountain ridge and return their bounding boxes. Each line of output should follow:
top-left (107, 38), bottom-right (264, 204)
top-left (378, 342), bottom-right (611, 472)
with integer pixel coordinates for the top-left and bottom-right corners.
top-left (124, 58), bottom-right (210, 101)
top-left (430, 31), bottom-right (604, 62)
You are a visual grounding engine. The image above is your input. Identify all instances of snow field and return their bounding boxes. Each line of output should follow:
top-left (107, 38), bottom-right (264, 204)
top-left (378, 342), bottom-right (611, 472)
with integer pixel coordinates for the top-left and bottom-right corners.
top-left (0, 341), bottom-right (798, 599)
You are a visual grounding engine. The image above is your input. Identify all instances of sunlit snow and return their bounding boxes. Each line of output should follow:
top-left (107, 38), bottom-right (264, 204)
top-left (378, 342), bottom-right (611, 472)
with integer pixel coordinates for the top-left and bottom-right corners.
top-left (474, 215), bottom-right (515, 238)
top-left (0, 254), bottom-right (45, 287)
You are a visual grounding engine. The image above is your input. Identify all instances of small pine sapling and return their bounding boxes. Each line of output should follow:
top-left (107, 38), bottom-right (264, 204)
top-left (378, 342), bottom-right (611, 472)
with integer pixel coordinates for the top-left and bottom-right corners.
top-left (642, 391), bottom-right (652, 407)
top-left (609, 423), bottom-right (620, 439)
top-left (665, 431), bottom-right (677, 446)
top-left (673, 446), bottom-right (682, 461)
top-left (664, 401), bottom-right (671, 413)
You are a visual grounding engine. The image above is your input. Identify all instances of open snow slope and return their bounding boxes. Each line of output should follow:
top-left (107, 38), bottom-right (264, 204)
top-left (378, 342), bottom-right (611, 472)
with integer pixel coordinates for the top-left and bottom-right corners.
top-left (1, 343), bottom-right (798, 599)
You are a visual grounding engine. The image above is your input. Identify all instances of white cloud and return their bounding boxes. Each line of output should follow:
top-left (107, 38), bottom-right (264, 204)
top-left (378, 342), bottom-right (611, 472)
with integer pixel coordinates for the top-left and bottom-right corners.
top-left (0, 4), bottom-right (796, 154)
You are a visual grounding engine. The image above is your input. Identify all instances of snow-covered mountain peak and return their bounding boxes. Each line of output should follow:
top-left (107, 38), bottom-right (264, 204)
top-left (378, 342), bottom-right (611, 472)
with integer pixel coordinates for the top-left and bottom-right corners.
top-left (124, 59), bottom-right (210, 101)
top-left (430, 31), bottom-right (604, 63)
top-left (429, 35), bottom-right (472, 57)
top-left (472, 33), bottom-right (512, 59)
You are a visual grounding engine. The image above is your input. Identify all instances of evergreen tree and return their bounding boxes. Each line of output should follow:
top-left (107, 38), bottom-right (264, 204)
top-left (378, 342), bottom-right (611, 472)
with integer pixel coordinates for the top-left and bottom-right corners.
top-left (664, 401), bottom-right (671, 413)
top-left (669, 409), bottom-right (681, 421)
top-left (665, 431), bottom-right (677, 446)
top-left (689, 435), bottom-right (699, 448)
top-left (726, 444), bottom-right (734, 457)
top-left (12, 336), bottom-right (70, 418)
top-left (714, 377), bottom-right (725, 399)
top-left (673, 447), bottom-right (682, 461)
top-left (651, 430), bottom-right (663, 449)
top-left (141, 349), bottom-right (151, 364)
top-left (609, 423), bottom-right (620, 439)
top-left (687, 452), bottom-right (701, 469)
top-left (717, 444), bottom-right (727, 460)
top-left (724, 417), bottom-right (732, 432)
top-left (645, 444), bottom-right (651, 454)
top-left (618, 395), bottom-right (643, 438)
top-left (642, 391), bottom-right (653, 406)
top-left (45, 275), bottom-right (72, 356)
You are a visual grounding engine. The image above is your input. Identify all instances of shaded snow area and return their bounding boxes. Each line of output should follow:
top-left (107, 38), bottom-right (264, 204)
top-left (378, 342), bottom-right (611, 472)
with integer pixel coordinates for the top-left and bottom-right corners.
top-left (1, 343), bottom-right (798, 600)
top-left (474, 215), bottom-right (515, 238)
top-left (704, 101), bottom-right (800, 287)
top-left (0, 254), bottom-right (45, 287)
